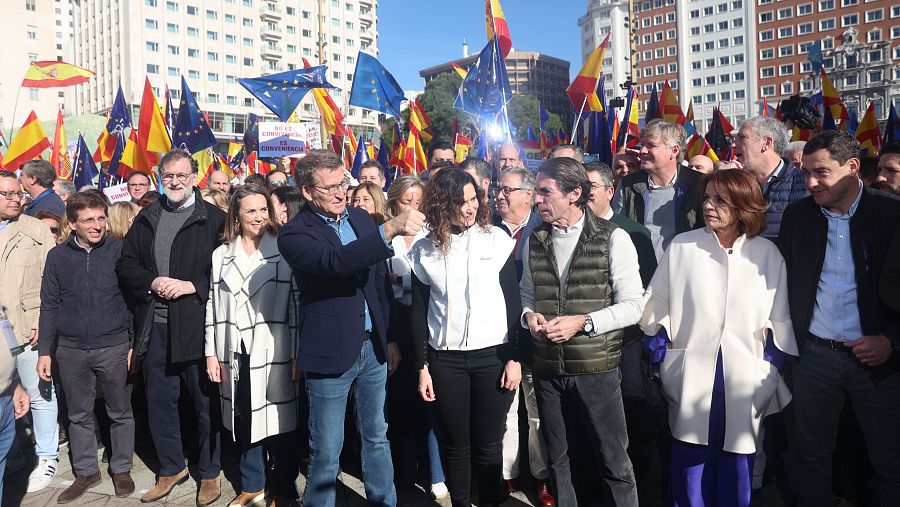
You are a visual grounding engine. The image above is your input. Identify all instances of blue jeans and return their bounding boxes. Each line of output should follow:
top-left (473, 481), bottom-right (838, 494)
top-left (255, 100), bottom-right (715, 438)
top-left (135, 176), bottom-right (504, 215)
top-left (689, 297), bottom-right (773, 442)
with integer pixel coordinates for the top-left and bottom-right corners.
top-left (0, 394), bottom-right (18, 499)
top-left (15, 346), bottom-right (58, 459)
top-left (304, 339), bottom-right (396, 507)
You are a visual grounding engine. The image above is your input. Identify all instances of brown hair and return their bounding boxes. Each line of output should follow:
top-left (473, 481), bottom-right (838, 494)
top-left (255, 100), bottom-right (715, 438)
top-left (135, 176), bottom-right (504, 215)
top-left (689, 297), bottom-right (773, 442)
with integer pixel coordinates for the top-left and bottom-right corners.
top-left (386, 175), bottom-right (424, 216)
top-left (65, 190), bottom-right (109, 223)
top-left (700, 169), bottom-right (769, 238)
top-left (350, 181), bottom-right (389, 225)
top-left (223, 185), bottom-right (279, 243)
top-left (421, 168), bottom-right (491, 254)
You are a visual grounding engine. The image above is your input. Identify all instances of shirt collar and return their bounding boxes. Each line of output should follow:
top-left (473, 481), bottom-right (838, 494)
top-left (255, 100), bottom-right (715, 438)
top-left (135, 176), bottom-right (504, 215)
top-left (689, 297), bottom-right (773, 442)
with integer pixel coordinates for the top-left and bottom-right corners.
top-left (0, 220), bottom-right (9, 236)
top-left (647, 171), bottom-right (677, 189)
top-left (502, 212), bottom-right (531, 232)
top-left (601, 208), bottom-right (615, 221)
top-left (315, 208), bottom-right (350, 225)
top-left (166, 191), bottom-right (196, 210)
top-left (820, 179), bottom-right (863, 219)
top-left (767, 159), bottom-right (786, 183)
top-left (553, 210), bottom-right (585, 233)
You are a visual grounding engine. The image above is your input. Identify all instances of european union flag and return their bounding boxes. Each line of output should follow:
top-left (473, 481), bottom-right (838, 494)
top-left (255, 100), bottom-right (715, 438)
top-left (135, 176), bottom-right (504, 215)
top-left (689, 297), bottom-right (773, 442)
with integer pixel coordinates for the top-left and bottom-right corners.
top-left (107, 131), bottom-right (127, 177)
top-left (72, 134), bottom-right (99, 189)
top-left (350, 133), bottom-right (368, 180)
top-left (174, 77), bottom-right (218, 154)
top-left (237, 66), bottom-right (337, 122)
top-left (349, 53), bottom-right (405, 118)
top-left (526, 124), bottom-right (537, 142)
top-left (884, 101), bottom-right (899, 145)
top-left (107, 85), bottom-right (132, 134)
top-left (807, 40), bottom-right (824, 74)
top-left (454, 37), bottom-right (512, 122)
top-left (244, 113), bottom-right (259, 154)
top-left (539, 102), bottom-right (550, 132)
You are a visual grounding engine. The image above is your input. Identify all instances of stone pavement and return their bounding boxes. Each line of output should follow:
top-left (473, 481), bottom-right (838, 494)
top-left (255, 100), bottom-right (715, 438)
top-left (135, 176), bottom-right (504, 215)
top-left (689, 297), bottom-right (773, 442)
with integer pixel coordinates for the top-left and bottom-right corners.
top-left (5, 444), bottom-right (537, 506)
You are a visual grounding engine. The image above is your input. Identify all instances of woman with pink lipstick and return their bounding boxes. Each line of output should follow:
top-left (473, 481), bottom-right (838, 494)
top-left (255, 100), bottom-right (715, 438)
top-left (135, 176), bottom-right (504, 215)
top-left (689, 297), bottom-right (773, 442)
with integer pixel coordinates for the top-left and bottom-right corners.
top-left (408, 168), bottom-right (523, 507)
top-left (640, 169), bottom-right (798, 506)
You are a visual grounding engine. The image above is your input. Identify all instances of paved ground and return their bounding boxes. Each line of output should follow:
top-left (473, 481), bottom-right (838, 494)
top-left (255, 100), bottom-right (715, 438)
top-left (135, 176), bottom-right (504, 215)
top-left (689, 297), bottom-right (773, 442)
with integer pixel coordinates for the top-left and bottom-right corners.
top-left (5, 444), bottom-right (538, 506)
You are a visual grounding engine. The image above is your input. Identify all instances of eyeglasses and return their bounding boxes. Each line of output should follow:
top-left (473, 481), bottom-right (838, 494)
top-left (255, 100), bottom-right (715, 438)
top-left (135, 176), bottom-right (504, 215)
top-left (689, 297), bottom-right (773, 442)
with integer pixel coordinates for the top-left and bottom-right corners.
top-left (49, 227), bottom-right (60, 234)
top-left (269, 179), bottom-right (291, 188)
top-left (76, 216), bottom-right (107, 226)
top-left (492, 186), bottom-right (525, 196)
top-left (312, 182), bottom-right (350, 196)
top-left (160, 172), bottom-right (193, 183)
top-left (128, 183), bottom-right (149, 188)
top-left (0, 190), bottom-right (25, 201)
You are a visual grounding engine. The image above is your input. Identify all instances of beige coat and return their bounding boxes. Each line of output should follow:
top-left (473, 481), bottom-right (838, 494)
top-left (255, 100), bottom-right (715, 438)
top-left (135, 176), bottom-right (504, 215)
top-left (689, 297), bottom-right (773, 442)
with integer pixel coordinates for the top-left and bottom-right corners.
top-left (640, 228), bottom-right (798, 454)
top-left (205, 232), bottom-right (299, 444)
top-left (0, 214), bottom-right (55, 345)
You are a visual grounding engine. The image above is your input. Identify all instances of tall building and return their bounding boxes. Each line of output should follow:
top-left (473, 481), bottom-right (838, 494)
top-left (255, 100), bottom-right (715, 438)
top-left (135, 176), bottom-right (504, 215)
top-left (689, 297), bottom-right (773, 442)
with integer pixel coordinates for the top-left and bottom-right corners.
top-left (577, 0), bottom-right (631, 104)
top-left (71, 0), bottom-right (380, 143)
top-left (419, 48), bottom-right (571, 124)
top-left (0, 0), bottom-right (73, 134)
top-left (755, 0), bottom-right (900, 122)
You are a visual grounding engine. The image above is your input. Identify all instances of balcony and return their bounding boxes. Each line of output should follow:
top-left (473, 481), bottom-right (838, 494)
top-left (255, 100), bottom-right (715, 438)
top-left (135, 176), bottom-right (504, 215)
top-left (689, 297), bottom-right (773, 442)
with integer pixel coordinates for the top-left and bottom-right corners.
top-left (261, 44), bottom-right (283, 59)
top-left (260, 63), bottom-right (285, 75)
top-left (260, 26), bottom-right (282, 39)
top-left (260, 4), bottom-right (282, 20)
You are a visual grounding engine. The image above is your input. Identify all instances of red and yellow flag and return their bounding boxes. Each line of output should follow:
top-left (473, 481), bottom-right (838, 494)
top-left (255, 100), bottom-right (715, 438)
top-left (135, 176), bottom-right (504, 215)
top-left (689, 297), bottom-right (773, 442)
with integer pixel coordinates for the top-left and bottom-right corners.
top-left (821, 68), bottom-right (849, 124)
top-left (137, 77), bottom-right (172, 166)
top-left (566, 33), bottom-right (610, 113)
top-left (686, 133), bottom-right (720, 163)
top-left (192, 148), bottom-right (216, 188)
top-left (22, 61), bottom-right (93, 88)
top-left (450, 61), bottom-right (468, 80)
top-left (485, 0), bottom-right (512, 59)
top-left (303, 58), bottom-right (347, 137)
top-left (51, 107), bottom-right (72, 180)
top-left (856, 101), bottom-right (881, 157)
top-left (454, 134), bottom-right (472, 163)
top-left (660, 81), bottom-right (686, 125)
top-left (3, 111), bottom-right (51, 170)
top-left (93, 111), bottom-right (117, 163)
top-left (120, 129), bottom-right (152, 179)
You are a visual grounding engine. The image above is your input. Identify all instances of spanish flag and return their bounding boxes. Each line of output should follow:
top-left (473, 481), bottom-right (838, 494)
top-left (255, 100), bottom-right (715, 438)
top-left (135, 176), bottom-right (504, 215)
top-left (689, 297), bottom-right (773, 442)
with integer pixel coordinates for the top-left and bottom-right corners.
top-left (566, 33), bottom-right (610, 114)
top-left (137, 77), bottom-right (171, 166)
top-left (120, 129), bottom-right (152, 179)
top-left (303, 58), bottom-right (348, 137)
top-left (3, 111), bottom-right (51, 170)
top-left (51, 107), bottom-right (72, 180)
top-left (485, 0), bottom-right (512, 59)
top-left (454, 134), bottom-right (473, 163)
top-left (821, 68), bottom-right (849, 124)
top-left (660, 82), bottom-right (686, 126)
top-left (450, 61), bottom-right (468, 80)
top-left (686, 134), bottom-right (720, 163)
top-left (22, 61), bottom-right (93, 88)
top-left (856, 101), bottom-right (881, 157)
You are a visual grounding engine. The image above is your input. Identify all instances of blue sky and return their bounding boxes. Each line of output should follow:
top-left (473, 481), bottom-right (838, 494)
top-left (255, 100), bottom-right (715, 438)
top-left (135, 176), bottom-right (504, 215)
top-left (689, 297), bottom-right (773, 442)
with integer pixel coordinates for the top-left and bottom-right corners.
top-left (377, 0), bottom-right (584, 91)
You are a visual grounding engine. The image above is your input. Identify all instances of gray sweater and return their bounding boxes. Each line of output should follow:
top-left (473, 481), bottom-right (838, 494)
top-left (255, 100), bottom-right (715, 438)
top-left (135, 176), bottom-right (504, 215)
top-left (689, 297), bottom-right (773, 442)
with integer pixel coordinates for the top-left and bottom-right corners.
top-left (153, 196), bottom-right (196, 322)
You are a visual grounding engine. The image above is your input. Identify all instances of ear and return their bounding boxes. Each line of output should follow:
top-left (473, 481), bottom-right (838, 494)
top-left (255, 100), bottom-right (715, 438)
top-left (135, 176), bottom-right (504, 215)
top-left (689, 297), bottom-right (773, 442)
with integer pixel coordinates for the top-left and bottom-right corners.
top-left (847, 157), bottom-right (861, 176)
top-left (671, 143), bottom-right (681, 160)
top-left (569, 186), bottom-right (583, 204)
top-left (300, 185), bottom-right (314, 202)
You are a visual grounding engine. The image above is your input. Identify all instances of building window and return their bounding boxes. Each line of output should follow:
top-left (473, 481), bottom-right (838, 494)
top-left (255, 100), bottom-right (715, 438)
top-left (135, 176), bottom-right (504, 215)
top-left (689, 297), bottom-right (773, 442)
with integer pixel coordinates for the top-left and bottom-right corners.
top-left (146, 41), bottom-right (159, 51)
top-left (168, 67), bottom-right (179, 76)
top-left (735, 71), bottom-right (745, 81)
top-left (243, 57), bottom-right (254, 66)
top-left (186, 5), bottom-right (197, 14)
top-left (706, 76), bottom-right (716, 85)
top-left (842, 14), bottom-right (858, 26)
top-left (797, 3), bottom-right (812, 15)
top-left (720, 56), bottom-right (731, 65)
top-left (845, 74), bottom-right (858, 86)
top-left (707, 93), bottom-right (717, 103)
top-left (167, 23), bottom-right (178, 33)
top-left (761, 67), bottom-right (775, 78)
top-left (704, 23), bottom-right (714, 33)
top-left (146, 64), bottom-right (159, 74)
top-left (819, 18), bottom-right (835, 30)
top-left (225, 55), bottom-right (236, 64)
top-left (799, 23), bottom-right (813, 35)
top-left (819, 0), bottom-right (834, 11)
top-left (207, 94), bottom-right (218, 104)
top-left (733, 18), bottom-right (744, 28)
top-left (869, 70), bottom-right (883, 82)
top-left (779, 26), bottom-right (793, 38)
top-left (760, 30), bottom-right (774, 41)
top-left (691, 61), bottom-right (701, 70)
top-left (720, 74), bottom-right (731, 83)
top-left (188, 70), bottom-right (200, 79)
top-left (145, 19), bottom-right (158, 29)
top-left (779, 64), bottom-right (794, 75)
top-left (779, 45), bottom-right (794, 57)
top-left (187, 27), bottom-right (198, 36)
top-left (225, 14), bottom-right (235, 23)
top-left (187, 48), bottom-right (199, 57)
top-left (207, 31), bottom-right (217, 40)
top-left (734, 54), bottom-right (745, 63)
top-left (869, 49), bottom-right (883, 62)
top-left (760, 86), bottom-right (775, 96)
top-left (692, 78), bottom-right (702, 87)
top-left (206, 9), bottom-right (217, 19)
top-left (865, 9), bottom-right (883, 22)
top-left (207, 51), bottom-right (219, 61)
top-left (777, 7), bottom-right (792, 19)
top-left (721, 91), bottom-right (732, 101)
top-left (759, 11), bottom-right (773, 23)
top-left (868, 29), bottom-right (881, 42)
top-left (781, 82), bottom-right (793, 94)
top-left (761, 48), bottom-right (774, 59)
top-left (208, 72), bottom-right (218, 81)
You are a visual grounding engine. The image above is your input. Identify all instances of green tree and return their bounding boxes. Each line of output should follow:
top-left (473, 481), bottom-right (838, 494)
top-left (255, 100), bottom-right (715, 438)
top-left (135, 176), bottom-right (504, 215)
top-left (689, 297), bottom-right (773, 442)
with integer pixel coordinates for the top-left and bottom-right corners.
top-left (506, 94), bottom-right (564, 141)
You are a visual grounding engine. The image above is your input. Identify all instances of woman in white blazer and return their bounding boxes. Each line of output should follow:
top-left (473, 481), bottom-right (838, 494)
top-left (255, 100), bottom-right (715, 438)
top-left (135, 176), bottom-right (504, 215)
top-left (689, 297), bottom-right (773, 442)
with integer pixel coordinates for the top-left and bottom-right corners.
top-left (205, 185), bottom-right (301, 507)
top-left (639, 169), bottom-right (798, 506)
top-left (410, 168), bottom-right (523, 507)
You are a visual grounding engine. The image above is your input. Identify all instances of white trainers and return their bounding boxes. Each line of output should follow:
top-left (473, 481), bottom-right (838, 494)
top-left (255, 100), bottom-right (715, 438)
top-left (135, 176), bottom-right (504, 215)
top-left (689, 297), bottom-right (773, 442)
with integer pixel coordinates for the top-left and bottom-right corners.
top-left (26, 457), bottom-right (58, 493)
top-left (431, 481), bottom-right (449, 499)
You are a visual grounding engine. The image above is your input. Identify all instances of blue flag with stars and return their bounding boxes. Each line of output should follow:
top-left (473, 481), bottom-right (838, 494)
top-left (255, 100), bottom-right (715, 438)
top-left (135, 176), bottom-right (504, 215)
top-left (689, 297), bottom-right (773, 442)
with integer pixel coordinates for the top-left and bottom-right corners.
top-left (349, 53), bottom-right (405, 118)
top-left (72, 133), bottom-right (99, 190)
top-left (107, 85), bottom-right (132, 135)
top-left (807, 40), bottom-right (824, 74)
top-left (350, 133), bottom-right (368, 180)
top-left (539, 102), bottom-right (550, 132)
top-left (454, 37), bottom-right (512, 121)
top-left (237, 66), bottom-right (337, 122)
top-left (174, 77), bottom-right (218, 154)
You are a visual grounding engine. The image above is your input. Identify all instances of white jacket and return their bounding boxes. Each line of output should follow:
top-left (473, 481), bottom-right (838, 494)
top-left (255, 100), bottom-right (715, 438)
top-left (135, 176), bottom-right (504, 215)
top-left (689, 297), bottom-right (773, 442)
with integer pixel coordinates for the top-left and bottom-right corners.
top-left (409, 225), bottom-right (514, 351)
top-left (640, 228), bottom-right (798, 454)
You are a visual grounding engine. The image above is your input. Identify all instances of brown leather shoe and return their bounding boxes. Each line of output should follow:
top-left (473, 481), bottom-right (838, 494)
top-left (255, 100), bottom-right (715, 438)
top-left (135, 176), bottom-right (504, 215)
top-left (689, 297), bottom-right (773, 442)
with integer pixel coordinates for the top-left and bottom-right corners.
top-left (141, 468), bottom-right (189, 503)
top-left (267, 497), bottom-right (298, 507)
top-left (536, 479), bottom-right (556, 507)
top-left (197, 476), bottom-right (221, 507)
top-left (229, 489), bottom-right (266, 506)
top-left (57, 472), bottom-right (101, 504)
top-left (112, 471), bottom-right (135, 498)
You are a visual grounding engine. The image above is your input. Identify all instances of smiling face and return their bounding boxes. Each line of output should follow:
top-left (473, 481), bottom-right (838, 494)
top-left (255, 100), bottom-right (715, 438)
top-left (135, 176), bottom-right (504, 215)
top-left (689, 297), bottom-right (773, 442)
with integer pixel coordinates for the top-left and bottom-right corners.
top-left (452, 183), bottom-right (479, 227)
top-left (874, 153), bottom-right (900, 195)
top-left (352, 187), bottom-right (376, 215)
top-left (69, 206), bottom-right (107, 248)
top-left (160, 157), bottom-right (195, 206)
top-left (639, 134), bottom-right (679, 177)
top-left (238, 193), bottom-right (269, 240)
top-left (0, 177), bottom-right (23, 221)
top-left (702, 182), bottom-right (738, 233)
top-left (495, 172), bottom-right (532, 220)
top-left (208, 171), bottom-right (231, 193)
top-left (358, 166), bottom-right (385, 186)
top-left (301, 167), bottom-right (347, 218)
top-left (801, 148), bottom-right (860, 212)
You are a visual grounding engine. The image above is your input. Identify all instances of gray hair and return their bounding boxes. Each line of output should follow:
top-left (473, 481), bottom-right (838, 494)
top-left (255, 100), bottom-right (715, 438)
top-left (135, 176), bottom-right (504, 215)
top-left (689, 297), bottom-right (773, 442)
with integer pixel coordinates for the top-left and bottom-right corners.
top-left (583, 162), bottom-right (613, 187)
top-left (641, 119), bottom-right (687, 164)
top-left (744, 117), bottom-right (791, 155)
top-left (54, 179), bottom-right (76, 198)
top-left (458, 157), bottom-right (492, 181)
top-left (537, 157), bottom-right (591, 208)
top-left (784, 140), bottom-right (806, 156)
top-left (159, 149), bottom-right (198, 173)
top-left (293, 149), bottom-right (344, 188)
top-left (549, 144), bottom-right (585, 162)
top-left (22, 160), bottom-right (57, 188)
top-left (498, 166), bottom-right (535, 189)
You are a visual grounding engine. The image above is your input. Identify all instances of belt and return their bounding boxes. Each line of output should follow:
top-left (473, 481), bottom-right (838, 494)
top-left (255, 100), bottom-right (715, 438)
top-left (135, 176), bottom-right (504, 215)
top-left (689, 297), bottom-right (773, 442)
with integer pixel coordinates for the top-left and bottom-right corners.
top-left (363, 331), bottom-right (372, 341)
top-left (806, 333), bottom-right (851, 352)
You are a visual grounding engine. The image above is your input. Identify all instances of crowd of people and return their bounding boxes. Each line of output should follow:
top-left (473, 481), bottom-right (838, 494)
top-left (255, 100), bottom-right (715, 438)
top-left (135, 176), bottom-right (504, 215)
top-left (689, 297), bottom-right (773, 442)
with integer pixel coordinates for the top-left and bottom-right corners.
top-left (0, 116), bottom-right (898, 507)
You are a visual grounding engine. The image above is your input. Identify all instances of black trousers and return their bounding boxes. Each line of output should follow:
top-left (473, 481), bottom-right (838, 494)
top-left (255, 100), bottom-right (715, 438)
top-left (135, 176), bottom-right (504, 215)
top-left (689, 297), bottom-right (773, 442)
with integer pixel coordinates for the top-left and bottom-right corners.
top-left (534, 368), bottom-right (638, 507)
top-left (428, 346), bottom-right (514, 507)
top-left (56, 342), bottom-right (134, 476)
top-left (143, 323), bottom-right (220, 479)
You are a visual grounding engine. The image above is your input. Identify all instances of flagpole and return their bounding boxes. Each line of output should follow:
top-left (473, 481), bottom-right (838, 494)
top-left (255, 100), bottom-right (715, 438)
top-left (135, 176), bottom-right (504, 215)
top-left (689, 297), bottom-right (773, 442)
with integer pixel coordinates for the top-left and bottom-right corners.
top-left (7, 86), bottom-right (23, 144)
top-left (571, 98), bottom-right (588, 144)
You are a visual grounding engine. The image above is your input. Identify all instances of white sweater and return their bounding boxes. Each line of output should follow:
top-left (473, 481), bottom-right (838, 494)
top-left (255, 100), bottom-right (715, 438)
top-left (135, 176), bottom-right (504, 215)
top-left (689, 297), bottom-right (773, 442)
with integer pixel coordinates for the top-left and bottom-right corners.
top-left (409, 225), bottom-right (515, 351)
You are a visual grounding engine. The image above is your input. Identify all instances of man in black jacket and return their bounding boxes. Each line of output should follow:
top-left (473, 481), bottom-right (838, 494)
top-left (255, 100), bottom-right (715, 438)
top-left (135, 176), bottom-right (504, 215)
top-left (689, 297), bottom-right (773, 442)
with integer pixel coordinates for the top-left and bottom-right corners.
top-left (117, 149), bottom-right (226, 506)
top-left (37, 191), bottom-right (135, 503)
top-left (777, 131), bottom-right (900, 506)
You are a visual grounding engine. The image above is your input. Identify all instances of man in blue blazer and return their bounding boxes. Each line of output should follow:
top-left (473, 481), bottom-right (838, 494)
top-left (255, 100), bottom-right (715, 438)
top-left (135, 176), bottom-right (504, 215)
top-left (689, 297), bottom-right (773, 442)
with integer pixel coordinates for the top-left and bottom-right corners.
top-left (277, 150), bottom-right (424, 507)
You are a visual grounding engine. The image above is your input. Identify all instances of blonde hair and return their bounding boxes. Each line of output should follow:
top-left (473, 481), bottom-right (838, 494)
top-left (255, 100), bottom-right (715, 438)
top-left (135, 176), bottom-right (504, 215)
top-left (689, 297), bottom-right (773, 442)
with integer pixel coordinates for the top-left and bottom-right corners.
top-left (201, 188), bottom-right (229, 213)
top-left (107, 202), bottom-right (139, 240)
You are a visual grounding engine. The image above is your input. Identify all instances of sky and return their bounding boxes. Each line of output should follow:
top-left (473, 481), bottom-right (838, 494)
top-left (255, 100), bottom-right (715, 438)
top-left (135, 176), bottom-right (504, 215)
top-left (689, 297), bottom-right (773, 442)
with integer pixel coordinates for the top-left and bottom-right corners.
top-left (377, 0), bottom-right (585, 91)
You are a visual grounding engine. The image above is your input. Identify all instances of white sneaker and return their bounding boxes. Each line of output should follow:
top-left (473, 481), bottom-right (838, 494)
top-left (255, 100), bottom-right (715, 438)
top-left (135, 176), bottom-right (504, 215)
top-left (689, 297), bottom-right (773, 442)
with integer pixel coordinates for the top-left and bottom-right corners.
top-left (431, 481), bottom-right (449, 499)
top-left (26, 458), bottom-right (58, 493)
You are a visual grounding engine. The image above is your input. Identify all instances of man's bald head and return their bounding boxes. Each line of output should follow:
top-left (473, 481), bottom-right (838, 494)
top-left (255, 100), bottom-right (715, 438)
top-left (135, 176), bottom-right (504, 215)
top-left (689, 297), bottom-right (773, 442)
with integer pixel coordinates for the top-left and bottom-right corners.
top-left (688, 155), bottom-right (714, 174)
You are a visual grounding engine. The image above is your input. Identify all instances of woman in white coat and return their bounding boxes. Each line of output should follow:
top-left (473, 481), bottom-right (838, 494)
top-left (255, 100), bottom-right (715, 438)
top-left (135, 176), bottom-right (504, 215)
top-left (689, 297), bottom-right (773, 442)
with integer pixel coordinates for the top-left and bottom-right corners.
top-left (205, 185), bottom-right (301, 507)
top-left (640, 169), bottom-right (798, 506)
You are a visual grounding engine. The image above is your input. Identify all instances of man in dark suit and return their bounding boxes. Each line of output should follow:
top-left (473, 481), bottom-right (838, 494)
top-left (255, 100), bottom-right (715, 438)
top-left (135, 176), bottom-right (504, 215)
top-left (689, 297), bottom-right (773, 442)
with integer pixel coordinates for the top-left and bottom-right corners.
top-left (277, 150), bottom-right (424, 507)
top-left (21, 160), bottom-right (66, 219)
top-left (777, 131), bottom-right (900, 506)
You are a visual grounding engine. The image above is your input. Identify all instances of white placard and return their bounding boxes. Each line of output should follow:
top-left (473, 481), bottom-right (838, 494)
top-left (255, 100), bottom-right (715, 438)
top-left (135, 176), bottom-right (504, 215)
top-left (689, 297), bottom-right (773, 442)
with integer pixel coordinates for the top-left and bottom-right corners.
top-left (102, 182), bottom-right (132, 203)
top-left (259, 122), bottom-right (321, 157)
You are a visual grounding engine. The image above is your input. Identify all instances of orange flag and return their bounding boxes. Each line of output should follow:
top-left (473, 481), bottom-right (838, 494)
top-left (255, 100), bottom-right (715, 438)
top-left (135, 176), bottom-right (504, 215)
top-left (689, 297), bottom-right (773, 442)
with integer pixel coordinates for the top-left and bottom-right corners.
top-left (566, 33), bottom-right (610, 113)
top-left (137, 77), bottom-right (172, 166)
top-left (485, 0), bottom-right (512, 59)
top-left (661, 82), bottom-right (686, 125)
top-left (3, 111), bottom-right (51, 170)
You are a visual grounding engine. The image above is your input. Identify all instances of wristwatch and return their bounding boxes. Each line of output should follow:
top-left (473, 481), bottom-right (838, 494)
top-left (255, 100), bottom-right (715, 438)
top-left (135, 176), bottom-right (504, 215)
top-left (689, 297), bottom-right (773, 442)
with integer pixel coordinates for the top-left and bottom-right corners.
top-left (583, 314), bottom-right (594, 335)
